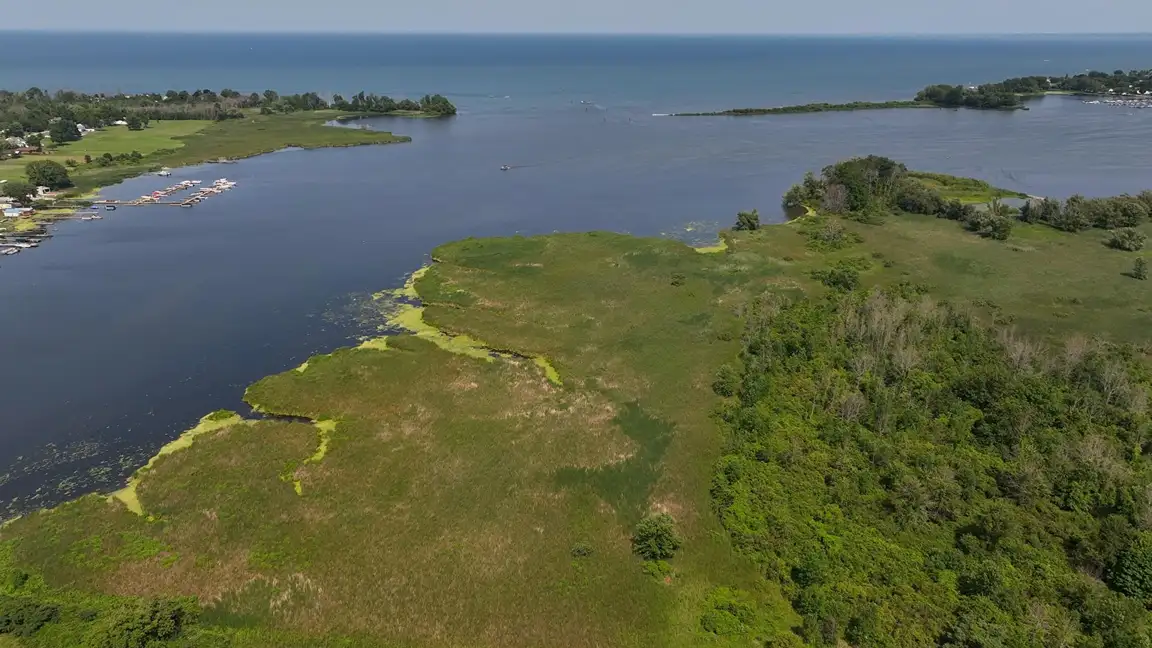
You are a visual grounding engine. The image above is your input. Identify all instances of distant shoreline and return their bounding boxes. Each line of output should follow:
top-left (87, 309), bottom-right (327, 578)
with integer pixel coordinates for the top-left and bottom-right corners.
top-left (675, 67), bottom-right (1152, 116)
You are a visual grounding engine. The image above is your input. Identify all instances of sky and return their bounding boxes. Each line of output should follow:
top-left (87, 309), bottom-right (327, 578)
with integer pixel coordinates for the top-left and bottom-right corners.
top-left (9, 0), bottom-right (1152, 34)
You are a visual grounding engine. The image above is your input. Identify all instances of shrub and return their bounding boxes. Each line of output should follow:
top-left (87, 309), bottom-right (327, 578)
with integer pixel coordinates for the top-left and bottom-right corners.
top-left (641, 560), bottom-right (673, 579)
top-left (803, 218), bottom-right (862, 251)
top-left (0, 597), bottom-right (59, 637)
top-left (1107, 227), bottom-right (1146, 252)
top-left (712, 364), bottom-right (740, 397)
top-left (632, 514), bottom-right (682, 560)
top-left (964, 210), bottom-right (1013, 240)
top-left (733, 209), bottom-right (760, 231)
top-left (812, 263), bottom-right (861, 291)
top-left (1134, 258), bottom-right (1149, 281)
top-left (895, 178), bottom-right (944, 215)
top-left (570, 542), bottom-right (594, 558)
top-left (1049, 195), bottom-right (1092, 232)
top-left (942, 199), bottom-right (976, 221)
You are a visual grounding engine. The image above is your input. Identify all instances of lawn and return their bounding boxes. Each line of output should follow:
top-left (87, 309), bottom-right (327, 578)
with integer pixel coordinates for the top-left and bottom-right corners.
top-left (0, 112), bottom-right (407, 191)
top-left (0, 121), bottom-right (211, 183)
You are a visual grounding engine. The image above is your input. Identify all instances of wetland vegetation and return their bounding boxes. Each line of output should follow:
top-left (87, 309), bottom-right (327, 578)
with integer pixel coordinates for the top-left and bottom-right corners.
top-left (3, 155), bottom-right (1152, 647)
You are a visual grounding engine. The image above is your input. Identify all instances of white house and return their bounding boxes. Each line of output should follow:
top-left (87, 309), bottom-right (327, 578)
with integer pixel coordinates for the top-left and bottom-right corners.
top-left (112, 120), bottom-right (129, 126)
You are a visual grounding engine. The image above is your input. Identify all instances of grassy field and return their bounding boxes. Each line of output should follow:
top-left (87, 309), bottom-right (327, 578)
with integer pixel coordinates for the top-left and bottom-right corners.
top-left (0, 111), bottom-right (408, 192)
top-left (3, 176), bottom-right (1151, 646)
top-left (906, 170), bottom-right (1029, 203)
top-left (0, 122), bottom-right (211, 182)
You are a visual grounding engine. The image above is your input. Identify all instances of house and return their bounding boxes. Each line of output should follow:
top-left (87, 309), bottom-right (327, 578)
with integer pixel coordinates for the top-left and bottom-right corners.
top-left (112, 120), bottom-right (128, 126)
top-left (3, 207), bottom-right (33, 218)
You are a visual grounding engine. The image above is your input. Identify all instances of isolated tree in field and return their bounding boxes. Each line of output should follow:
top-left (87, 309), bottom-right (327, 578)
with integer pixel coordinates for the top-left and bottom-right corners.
top-left (2, 180), bottom-right (36, 205)
top-left (24, 160), bottom-right (71, 189)
top-left (632, 514), bottom-right (682, 560)
top-left (1134, 258), bottom-right (1149, 281)
top-left (733, 209), bottom-right (760, 231)
top-left (126, 115), bottom-right (144, 130)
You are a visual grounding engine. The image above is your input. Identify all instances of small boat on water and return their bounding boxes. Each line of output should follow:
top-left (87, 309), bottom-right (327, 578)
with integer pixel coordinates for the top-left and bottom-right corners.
top-left (104, 205), bottom-right (117, 211)
top-left (80, 216), bottom-right (95, 221)
top-left (500, 165), bottom-right (510, 171)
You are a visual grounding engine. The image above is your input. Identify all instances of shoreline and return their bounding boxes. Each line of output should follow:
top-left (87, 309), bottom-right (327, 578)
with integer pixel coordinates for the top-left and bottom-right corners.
top-left (675, 99), bottom-right (1027, 117)
top-left (1, 111), bottom-right (412, 248)
top-left (2, 231), bottom-right (731, 524)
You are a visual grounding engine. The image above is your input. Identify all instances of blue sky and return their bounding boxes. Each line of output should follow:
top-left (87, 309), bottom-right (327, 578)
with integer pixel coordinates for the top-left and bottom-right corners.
top-left (11, 0), bottom-right (1152, 34)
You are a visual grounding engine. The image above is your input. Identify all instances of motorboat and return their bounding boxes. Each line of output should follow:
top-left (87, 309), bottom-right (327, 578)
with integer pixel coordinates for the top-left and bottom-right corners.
top-left (500, 165), bottom-right (510, 171)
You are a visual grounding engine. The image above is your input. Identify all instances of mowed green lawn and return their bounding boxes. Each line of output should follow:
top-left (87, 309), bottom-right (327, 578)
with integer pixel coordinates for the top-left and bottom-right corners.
top-left (0, 121), bottom-right (211, 182)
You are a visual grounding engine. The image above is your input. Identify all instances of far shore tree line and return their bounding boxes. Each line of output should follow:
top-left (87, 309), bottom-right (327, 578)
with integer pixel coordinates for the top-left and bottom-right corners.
top-left (778, 155), bottom-right (1152, 279)
top-left (0, 87), bottom-right (458, 137)
top-left (916, 68), bottom-right (1152, 110)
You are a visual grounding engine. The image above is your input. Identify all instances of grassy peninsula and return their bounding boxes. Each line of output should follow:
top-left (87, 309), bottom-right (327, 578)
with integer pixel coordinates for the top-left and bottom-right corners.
top-left (675, 66), bottom-right (1152, 116)
top-left (3, 156), bottom-right (1152, 647)
top-left (0, 88), bottom-right (456, 234)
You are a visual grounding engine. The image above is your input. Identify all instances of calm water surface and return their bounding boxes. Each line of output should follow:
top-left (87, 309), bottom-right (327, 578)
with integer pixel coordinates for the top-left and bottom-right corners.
top-left (3, 34), bottom-right (1152, 515)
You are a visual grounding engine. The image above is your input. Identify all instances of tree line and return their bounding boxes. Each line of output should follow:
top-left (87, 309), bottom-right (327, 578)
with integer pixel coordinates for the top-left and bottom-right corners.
top-left (710, 289), bottom-right (1152, 647)
top-left (915, 68), bottom-right (1152, 110)
top-left (783, 156), bottom-right (1152, 252)
top-left (330, 92), bottom-right (457, 116)
top-left (0, 87), bottom-right (457, 135)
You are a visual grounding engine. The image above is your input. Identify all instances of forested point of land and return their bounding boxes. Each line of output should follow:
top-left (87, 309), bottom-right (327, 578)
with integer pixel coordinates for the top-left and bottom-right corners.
top-left (0, 88), bottom-right (455, 143)
top-left (679, 67), bottom-right (1152, 115)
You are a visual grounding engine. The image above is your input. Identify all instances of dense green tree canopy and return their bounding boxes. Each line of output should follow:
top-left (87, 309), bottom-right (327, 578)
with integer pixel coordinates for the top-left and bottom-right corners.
top-left (713, 291), bottom-right (1152, 647)
top-left (0, 87), bottom-right (456, 133)
top-left (24, 160), bottom-right (71, 189)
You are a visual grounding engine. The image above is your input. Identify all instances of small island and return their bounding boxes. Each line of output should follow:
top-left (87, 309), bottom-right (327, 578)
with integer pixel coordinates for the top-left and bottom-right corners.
top-left (0, 88), bottom-right (456, 240)
top-left (675, 66), bottom-right (1152, 116)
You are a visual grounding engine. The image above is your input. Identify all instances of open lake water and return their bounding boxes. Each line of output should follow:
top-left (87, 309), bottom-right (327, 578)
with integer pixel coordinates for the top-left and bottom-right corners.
top-left (3, 34), bottom-right (1152, 515)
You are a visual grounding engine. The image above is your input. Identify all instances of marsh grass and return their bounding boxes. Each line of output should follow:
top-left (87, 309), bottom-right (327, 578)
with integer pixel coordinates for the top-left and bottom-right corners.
top-left (5, 206), bottom-right (1148, 647)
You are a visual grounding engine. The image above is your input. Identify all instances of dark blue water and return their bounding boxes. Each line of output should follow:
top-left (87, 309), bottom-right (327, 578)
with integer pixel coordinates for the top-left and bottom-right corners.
top-left (3, 34), bottom-right (1152, 516)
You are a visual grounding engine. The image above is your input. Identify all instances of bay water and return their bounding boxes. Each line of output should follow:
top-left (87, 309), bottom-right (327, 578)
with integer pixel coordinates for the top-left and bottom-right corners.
top-left (3, 34), bottom-right (1152, 515)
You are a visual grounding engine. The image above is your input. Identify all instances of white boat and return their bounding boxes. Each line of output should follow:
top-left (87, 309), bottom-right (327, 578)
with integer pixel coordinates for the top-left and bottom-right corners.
top-left (1, 247), bottom-right (18, 255)
top-left (81, 216), bottom-right (95, 221)
top-left (157, 170), bottom-right (172, 177)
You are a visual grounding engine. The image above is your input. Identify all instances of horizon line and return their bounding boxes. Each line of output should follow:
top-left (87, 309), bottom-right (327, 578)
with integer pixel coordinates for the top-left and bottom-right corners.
top-left (1, 29), bottom-right (1152, 37)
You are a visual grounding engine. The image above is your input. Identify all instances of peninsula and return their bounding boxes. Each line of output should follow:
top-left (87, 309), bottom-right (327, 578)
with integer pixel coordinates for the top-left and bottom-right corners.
top-left (3, 154), bottom-right (1152, 648)
top-left (674, 66), bottom-right (1152, 116)
top-left (0, 89), bottom-right (456, 238)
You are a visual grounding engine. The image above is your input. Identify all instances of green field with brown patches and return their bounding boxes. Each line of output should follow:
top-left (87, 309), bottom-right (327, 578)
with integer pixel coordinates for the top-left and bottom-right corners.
top-left (3, 182), bottom-right (1151, 646)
